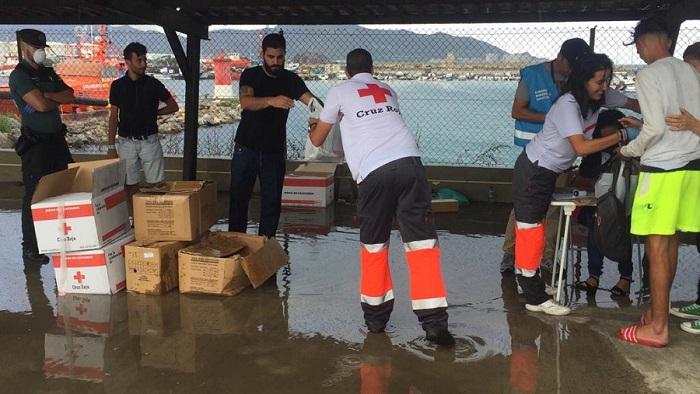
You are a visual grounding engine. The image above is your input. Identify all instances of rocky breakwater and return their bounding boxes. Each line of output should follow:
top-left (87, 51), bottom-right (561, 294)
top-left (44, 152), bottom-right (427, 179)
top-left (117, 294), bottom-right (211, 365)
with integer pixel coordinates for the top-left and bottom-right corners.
top-left (0, 99), bottom-right (241, 149)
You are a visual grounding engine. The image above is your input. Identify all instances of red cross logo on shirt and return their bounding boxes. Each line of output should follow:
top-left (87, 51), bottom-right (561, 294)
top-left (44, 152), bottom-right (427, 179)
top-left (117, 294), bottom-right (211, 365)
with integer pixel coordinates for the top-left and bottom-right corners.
top-left (74, 271), bottom-right (85, 284)
top-left (75, 304), bottom-right (87, 315)
top-left (61, 222), bottom-right (72, 235)
top-left (357, 83), bottom-right (392, 103)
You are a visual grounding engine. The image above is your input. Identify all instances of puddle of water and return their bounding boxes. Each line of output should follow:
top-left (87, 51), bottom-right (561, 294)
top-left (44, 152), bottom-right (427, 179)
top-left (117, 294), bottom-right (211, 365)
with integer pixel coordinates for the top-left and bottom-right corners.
top-left (1, 204), bottom-right (696, 392)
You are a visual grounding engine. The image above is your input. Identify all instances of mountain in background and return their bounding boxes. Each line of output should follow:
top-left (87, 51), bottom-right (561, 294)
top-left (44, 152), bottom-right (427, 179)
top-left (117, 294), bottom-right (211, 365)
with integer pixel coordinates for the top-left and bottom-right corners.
top-left (0, 24), bottom-right (542, 63)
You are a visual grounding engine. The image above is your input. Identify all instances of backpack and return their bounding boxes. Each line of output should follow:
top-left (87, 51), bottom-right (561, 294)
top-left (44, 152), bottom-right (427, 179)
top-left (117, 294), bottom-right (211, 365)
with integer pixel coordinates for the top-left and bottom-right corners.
top-left (594, 159), bottom-right (632, 263)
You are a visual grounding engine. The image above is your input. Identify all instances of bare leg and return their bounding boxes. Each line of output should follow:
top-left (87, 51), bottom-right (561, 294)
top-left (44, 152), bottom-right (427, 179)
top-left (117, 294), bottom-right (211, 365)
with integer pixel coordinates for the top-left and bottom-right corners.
top-left (636, 234), bottom-right (679, 345)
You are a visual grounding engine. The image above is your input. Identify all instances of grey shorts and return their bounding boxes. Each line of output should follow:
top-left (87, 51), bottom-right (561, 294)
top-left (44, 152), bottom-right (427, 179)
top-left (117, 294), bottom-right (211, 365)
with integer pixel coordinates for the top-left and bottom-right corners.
top-left (117, 134), bottom-right (165, 185)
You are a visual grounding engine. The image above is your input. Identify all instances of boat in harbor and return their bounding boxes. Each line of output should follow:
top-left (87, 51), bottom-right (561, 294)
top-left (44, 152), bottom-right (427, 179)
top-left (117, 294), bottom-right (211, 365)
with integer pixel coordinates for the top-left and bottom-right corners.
top-left (0, 25), bottom-right (120, 115)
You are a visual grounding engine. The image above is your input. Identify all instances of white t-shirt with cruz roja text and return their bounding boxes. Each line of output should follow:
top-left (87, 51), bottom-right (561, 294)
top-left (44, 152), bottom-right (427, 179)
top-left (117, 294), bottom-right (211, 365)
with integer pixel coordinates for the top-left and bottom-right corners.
top-left (319, 73), bottom-right (420, 183)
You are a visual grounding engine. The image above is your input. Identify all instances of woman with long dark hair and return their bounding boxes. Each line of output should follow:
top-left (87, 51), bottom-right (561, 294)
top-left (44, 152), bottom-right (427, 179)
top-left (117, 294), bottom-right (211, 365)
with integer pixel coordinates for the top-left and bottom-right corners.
top-left (511, 53), bottom-right (631, 315)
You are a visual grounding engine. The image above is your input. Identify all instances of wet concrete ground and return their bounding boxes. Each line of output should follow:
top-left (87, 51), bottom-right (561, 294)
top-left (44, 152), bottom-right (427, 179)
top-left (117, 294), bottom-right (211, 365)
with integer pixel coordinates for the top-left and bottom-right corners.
top-left (1, 197), bottom-right (700, 393)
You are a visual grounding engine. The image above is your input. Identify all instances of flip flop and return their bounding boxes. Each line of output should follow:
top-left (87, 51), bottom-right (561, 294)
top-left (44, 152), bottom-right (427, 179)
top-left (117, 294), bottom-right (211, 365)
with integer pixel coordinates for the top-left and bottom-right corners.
top-left (616, 325), bottom-right (666, 348)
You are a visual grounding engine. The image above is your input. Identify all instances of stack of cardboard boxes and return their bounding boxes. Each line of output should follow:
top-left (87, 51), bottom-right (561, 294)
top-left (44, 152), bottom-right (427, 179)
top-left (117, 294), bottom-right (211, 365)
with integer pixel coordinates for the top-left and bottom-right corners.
top-left (127, 180), bottom-right (288, 297)
top-left (31, 159), bottom-right (133, 295)
top-left (125, 180), bottom-right (217, 295)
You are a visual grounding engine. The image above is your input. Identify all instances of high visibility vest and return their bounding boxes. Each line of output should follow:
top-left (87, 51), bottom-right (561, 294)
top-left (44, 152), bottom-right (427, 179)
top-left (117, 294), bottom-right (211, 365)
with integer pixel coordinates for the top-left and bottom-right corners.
top-left (514, 63), bottom-right (559, 147)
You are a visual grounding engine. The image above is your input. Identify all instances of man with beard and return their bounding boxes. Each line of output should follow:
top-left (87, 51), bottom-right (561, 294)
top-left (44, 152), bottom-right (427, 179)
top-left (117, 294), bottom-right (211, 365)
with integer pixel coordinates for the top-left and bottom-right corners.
top-left (229, 33), bottom-right (318, 238)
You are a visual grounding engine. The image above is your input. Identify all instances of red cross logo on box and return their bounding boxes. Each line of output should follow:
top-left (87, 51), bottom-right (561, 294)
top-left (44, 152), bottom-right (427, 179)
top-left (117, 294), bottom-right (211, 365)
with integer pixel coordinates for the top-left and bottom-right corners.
top-left (358, 83), bottom-right (392, 103)
top-left (61, 222), bottom-right (72, 235)
top-left (74, 271), bottom-right (85, 284)
top-left (75, 304), bottom-right (87, 315)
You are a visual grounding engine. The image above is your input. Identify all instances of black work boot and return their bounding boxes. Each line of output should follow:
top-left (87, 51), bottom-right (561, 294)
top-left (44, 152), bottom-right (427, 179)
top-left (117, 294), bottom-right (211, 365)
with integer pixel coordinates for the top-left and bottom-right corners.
top-left (425, 327), bottom-right (455, 347)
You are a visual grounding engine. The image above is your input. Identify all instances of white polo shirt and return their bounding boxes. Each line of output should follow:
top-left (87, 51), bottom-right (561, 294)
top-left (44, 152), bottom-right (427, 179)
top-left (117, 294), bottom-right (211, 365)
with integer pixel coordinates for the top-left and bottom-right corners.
top-left (319, 73), bottom-right (420, 183)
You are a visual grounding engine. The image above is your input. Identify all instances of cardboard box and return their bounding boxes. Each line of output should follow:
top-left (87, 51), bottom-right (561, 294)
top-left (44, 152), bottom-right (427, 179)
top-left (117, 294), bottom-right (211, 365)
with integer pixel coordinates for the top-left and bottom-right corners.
top-left (280, 205), bottom-right (336, 235)
top-left (127, 292), bottom-right (180, 336)
top-left (31, 159), bottom-right (129, 254)
top-left (56, 293), bottom-right (127, 337)
top-left (125, 240), bottom-right (189, 294)
top-left (282, 162), bottom-right (336, 207)
top-left (140, 331), bottom-right (196, 373)
top-left (178, 232), bottom-right (288, 296)
top-left (51, 231), bottom-right (135, 295)
top-left (431, 199), bottom-right (459, 213)
top-left (133, 181), bottom-right (217, 241)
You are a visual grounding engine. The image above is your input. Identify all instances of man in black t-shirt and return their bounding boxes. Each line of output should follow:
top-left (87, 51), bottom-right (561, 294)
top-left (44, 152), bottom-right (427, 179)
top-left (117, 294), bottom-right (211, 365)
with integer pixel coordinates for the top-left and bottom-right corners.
top-left (229, 33), bottom-right (316, 237)
top-left (107, 42), bottom-right (179, 202)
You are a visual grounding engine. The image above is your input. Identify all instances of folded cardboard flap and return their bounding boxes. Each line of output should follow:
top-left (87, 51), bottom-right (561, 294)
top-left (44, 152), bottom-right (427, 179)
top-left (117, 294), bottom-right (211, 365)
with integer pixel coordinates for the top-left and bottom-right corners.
top-left (241, 236), bottom-right (287, 288)
top-left (31, 167), bottom-right (80, 204)
top-left (32, 159), bottom-right (124, 204)
top-left (141, 180), bottom-right (209, 194)
top-left (180, 234), bottom-right (245, 258)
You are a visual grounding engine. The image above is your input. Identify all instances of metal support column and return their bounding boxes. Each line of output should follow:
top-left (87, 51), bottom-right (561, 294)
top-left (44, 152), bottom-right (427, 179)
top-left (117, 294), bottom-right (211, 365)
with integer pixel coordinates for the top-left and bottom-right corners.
top-left (182, 35), bottom-right (201, 180)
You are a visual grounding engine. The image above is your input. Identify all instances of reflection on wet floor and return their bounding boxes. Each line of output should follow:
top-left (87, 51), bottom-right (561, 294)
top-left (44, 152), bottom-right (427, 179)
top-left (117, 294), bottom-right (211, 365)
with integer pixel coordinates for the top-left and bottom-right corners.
top-left (1, 204), bottom-right (699, 392)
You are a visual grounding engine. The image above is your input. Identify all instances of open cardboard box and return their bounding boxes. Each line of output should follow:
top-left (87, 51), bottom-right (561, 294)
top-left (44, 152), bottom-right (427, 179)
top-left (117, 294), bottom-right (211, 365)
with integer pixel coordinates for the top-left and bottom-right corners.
top-left (31, 159), bottom-right (129, 254)
top-left (282, 162), bottom-right (336, 207)
top-left (178, 232), bottom-right (288, 296)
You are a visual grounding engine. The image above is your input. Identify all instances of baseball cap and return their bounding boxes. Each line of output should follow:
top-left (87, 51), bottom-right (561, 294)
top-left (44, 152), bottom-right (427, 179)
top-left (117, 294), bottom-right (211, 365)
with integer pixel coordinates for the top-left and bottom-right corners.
top-left (560, 38), bottom-right (591, 65)
top-left (16, 29), bottom-right (49, 48)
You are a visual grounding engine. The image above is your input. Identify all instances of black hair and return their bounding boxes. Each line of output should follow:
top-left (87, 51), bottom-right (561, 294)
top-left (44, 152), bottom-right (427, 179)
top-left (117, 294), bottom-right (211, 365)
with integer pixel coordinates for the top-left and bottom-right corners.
top-left (262, 33), bottom-right (286, 52)
top-left (684, 42), bottom-right (700, 61)
top-left (560, 53), bottom-right (613, 119)
top-left (123, 42), bottom-right (147, 59)
top-left (592, 109), bottom-right (625, 138)
top-left (346, 48), bottom-right (373, 77)
top-left (628, 16), bottom-right (673, 45)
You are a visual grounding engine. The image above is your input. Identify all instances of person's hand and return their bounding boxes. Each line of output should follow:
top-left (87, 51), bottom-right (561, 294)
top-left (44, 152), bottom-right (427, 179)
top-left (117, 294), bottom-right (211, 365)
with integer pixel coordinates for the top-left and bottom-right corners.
top-left (106, 147), bottom-right (118, 159)
top-left (615, 146), bottom-right (632, 161)
top-left (619, 116), bottom-right (642, 129)
top-left (268, 95), bottom-right (294, 109)
top-left (665, 108), bottom-right (700, 135)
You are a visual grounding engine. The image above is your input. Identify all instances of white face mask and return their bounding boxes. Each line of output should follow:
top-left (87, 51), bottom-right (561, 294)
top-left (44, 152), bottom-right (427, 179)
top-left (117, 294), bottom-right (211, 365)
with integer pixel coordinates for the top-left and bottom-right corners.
top-left (32, 48), bottom-right (46, 65)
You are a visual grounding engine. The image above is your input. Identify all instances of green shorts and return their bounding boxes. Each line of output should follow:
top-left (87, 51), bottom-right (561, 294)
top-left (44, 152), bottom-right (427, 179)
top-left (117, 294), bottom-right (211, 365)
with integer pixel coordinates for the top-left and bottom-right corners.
top-left (630, 170), bottom-right (700, 235)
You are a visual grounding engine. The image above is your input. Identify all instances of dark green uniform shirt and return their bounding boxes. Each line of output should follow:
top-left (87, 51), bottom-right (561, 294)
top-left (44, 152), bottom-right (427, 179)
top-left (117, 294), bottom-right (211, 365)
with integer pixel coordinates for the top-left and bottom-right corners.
top-left (9, 62), bottom-right (71, 134)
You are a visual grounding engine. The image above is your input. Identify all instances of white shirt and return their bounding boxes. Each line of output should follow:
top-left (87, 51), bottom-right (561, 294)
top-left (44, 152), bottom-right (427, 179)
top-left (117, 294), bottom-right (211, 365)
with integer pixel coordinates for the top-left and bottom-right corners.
top-left (620, 56), bottom-right (700, 170)
top-left (319, 73), bottom-right (420, 183)
top-left (526, 93), bottom-right (601, 173)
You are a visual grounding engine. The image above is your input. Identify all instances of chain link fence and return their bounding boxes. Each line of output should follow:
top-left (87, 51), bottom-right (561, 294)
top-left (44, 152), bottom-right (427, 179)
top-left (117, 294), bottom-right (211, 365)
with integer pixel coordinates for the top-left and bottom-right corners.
top-left (0, 23), bottom-right (698, 166)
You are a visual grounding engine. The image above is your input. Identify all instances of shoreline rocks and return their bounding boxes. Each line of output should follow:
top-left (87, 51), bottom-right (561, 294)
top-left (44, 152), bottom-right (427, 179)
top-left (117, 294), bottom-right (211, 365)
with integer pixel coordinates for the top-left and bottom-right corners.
top-left (0, 98), bottom-right (241, 149)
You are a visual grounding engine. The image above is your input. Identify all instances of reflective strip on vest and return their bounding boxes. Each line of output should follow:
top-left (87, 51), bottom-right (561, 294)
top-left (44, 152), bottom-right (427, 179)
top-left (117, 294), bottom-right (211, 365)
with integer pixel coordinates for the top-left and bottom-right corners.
top-left (361, 290), bottom-right (395, 306)
top-left (404, 239), bottom-right (437, 252)
top-left (412, 297), bottom-right (448, 310)
top-left (514, 129), bottom-right (536, 141)
top-left (362, 242), bottom-right (388, 253)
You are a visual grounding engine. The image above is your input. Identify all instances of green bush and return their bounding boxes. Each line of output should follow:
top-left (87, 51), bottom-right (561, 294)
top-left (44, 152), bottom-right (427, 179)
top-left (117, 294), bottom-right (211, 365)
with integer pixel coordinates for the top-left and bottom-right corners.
top-left (0, 114), bottom-right (15, 134)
